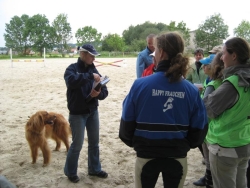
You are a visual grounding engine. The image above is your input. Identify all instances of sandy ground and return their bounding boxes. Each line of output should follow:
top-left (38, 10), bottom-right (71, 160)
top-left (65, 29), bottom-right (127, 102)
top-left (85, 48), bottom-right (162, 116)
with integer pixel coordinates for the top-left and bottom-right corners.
top-left (0, 57), bottom-right (205, 188)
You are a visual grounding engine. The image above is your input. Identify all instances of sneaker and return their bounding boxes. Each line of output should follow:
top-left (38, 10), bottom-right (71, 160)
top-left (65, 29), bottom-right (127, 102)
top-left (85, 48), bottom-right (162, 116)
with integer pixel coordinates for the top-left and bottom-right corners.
top-left (68, 175), bottom-right (80, 183)
top-left (88, 170), bottom-right (108, 178)
top-left (193, 176), bottom-right (206, 186)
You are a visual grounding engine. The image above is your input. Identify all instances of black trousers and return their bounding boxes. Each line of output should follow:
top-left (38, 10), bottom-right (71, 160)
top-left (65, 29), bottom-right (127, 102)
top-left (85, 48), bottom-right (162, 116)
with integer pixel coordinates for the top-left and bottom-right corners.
top-left (141, 158), bottom-right (183, 188)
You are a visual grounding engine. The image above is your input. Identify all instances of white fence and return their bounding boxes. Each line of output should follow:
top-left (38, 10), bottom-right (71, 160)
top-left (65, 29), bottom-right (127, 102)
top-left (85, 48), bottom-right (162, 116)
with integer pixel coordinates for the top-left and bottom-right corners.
top-left (10, 48), bottom-right (46, 68)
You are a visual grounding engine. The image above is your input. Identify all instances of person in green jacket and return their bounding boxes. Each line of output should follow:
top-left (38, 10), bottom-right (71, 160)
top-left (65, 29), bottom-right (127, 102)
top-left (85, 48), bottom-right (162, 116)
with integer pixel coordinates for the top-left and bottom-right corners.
top-left (193, 52), bottom-right (224, 187)
top-left (186, 49), bottom-right (207, 171)
top-left (203, 37), bottom-right (250, 188)
top-left (186, 48), bottom-right (207, 85)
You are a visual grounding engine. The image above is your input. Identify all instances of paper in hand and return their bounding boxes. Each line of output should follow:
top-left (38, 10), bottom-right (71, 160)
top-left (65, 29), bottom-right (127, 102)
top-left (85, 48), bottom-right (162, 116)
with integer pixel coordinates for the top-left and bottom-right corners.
top-left (85, 76), bottom-right (110, 103)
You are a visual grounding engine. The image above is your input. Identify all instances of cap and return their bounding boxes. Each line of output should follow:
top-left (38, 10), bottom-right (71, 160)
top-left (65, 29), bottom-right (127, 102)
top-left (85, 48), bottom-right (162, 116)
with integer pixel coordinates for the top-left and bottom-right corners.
top-left (149, 51), bottom-right (155, 56)
top-left (78, 44), bottom-right (100, 56)
top-left (200, 54), bottom-right (216, 65)
top-left (209, 46), bottom-right (222, 54)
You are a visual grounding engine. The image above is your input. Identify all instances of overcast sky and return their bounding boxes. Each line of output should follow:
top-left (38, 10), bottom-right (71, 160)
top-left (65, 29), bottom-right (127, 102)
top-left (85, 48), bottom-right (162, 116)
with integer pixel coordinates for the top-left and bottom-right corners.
top-left (0, 0), bottom-right (249, 47)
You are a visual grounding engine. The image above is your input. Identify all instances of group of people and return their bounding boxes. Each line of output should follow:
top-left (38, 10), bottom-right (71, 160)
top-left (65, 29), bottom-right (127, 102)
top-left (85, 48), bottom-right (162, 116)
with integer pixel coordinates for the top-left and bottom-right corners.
top-left (37, 32), bottom-right (250, 188)
top-left (122, 33), bottom-right (250, 188)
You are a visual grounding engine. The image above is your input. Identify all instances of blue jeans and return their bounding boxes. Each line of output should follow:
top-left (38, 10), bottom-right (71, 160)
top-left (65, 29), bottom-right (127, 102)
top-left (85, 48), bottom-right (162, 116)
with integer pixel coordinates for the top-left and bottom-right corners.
top-left (64, 110), bottom-right (101, 177)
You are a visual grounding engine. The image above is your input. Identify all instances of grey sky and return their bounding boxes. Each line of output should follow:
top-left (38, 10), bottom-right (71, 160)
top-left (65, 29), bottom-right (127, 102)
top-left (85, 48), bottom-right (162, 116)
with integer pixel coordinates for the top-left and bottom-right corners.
top-left (0, 0), bottom-right (249, 47)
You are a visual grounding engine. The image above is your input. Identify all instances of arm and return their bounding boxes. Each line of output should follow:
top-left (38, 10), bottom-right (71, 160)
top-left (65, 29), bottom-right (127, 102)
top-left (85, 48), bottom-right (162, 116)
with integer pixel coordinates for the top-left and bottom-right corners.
top-left (91, 69), bottom-right (108, 100)
top-left (203, 85), bottom-right (215, 98)
top-left (187, 92), bottom-right (208, 148)
top-left (64, 64), bottom-right (94, 89)
top-left (119, 84), bottom-right (137, 147)
top-left (203, 81), bottom-right (238, 118)
top-left (96, 85), bottom-right (108, 100)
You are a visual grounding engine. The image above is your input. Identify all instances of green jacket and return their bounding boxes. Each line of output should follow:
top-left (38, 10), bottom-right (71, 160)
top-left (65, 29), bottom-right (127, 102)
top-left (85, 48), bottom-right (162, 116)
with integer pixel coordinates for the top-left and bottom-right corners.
top-left (186, 63), bottom-right (207, 84)
top-left (201, 79), bottom-right (222, 98)
top-left (206, 75), bottom-right (250, 147)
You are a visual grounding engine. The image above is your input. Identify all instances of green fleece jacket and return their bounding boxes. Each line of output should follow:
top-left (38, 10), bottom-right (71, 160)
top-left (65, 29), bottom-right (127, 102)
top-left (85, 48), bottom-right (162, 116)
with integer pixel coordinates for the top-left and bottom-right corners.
top-left (186, 62), bottom-right (207, 84)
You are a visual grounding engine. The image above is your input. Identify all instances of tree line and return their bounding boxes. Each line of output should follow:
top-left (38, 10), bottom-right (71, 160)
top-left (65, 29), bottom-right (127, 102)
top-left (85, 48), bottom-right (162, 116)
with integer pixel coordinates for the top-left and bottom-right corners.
top-left (3, 13), bottom-right (250, 56)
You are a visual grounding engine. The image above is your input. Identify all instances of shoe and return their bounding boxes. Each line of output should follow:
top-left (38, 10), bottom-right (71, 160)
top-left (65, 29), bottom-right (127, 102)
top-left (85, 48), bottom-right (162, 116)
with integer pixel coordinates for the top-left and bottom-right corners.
top-left (202, 158), bottom-right (206, 165)
top-left (89, 170), bottom-right (108, 178)
top-left (68, 175), bottom-right (80, 183)
top-left (193, 176), bottom-right (206, 186)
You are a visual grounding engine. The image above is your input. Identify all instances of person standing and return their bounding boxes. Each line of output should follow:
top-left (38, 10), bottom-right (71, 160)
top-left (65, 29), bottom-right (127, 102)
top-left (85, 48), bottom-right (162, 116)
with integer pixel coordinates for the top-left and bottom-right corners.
top-left (187, 49), bottom-right (209, 178)
top-left (136, 34), bottom-right (155, 78)
top-left (186, 46), bottom-right (222, 86)
top-left (203, 37), bottom-right (250, 188)
top-left (193, 52), bottom-right (224, 187)
top-left (119, 32), bottom-right (208, 188)
top-left (64, 44), bottom-right (108, 183)
top-left (186, 48), bottom-right (206, 85)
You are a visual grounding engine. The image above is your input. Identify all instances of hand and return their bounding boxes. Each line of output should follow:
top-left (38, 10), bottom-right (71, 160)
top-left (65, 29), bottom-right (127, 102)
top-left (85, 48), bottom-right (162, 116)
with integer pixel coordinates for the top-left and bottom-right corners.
top-left (93, 73), bottom-right (100, 82)
top-left (90, 88), bottom-right (101, 98)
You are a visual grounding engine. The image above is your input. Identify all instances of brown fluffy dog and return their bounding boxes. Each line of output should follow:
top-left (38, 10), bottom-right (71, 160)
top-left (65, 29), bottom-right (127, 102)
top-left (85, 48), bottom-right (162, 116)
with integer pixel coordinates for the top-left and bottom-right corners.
top-left (45, 112), bottom-right (71, 152)
top-left (25, 111), bottom-right (71, 166)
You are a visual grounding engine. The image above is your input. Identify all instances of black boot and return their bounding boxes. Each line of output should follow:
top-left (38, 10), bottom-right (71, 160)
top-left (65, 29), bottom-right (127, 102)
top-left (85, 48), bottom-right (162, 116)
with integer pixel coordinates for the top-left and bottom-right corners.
top-left (205, 169), bottom-right (213, 188)
top-left (193, 176), bottom-right (206, 186)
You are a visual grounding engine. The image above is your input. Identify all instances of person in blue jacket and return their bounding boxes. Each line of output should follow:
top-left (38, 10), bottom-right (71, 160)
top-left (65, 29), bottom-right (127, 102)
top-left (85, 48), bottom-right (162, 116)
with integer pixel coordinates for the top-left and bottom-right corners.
top-left (64, 44), bottom-right (108, 183)
top-left (119, 32), bottom-right (208, 188)
top-left (136, 34), bottom-right (155, 78)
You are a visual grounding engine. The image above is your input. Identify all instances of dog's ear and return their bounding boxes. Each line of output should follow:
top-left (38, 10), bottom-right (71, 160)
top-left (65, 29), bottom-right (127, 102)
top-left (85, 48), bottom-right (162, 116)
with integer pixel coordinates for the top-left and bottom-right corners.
top-left (27, 112), bottom-right (44, 131)
top-left (34, 111), bottom-right (44, 125)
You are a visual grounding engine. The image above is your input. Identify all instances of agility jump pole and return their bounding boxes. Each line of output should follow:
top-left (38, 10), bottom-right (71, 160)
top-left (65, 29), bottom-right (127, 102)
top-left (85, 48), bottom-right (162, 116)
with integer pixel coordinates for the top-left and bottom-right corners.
top-left (94, 59), bottom-right (125, 67)
top-left (10, 48), bottom-right (46, 68)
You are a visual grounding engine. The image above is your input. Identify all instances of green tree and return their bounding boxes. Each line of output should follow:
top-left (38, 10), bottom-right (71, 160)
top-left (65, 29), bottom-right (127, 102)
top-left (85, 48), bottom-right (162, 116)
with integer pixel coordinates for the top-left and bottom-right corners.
top-left (122, 21), bottom-right (191, 51)
top-left (167, 21), bottom-right (191, 46)
top-left (75, 26), bottom-right (102, 49)
top-left (234, 20), bottom-right (250, 43)
top-left (123, 21), bottom-right (161, 45)
top-left (52, 13), bottom-right (72, 55)
top-left (4, 14), bottom-right (30, 54)
top-left (102, 34), bottom-right (125, 51)
top-left (130, 39), bottom-right (146, 51)
top-left (25, 14), bottom-right (56, 56)
top-left (195, 13), bottom-right (229, 52)
top-left (140, 28), bottom-right (160, 41)
top-left (156, 22), bottom-right (169, 31)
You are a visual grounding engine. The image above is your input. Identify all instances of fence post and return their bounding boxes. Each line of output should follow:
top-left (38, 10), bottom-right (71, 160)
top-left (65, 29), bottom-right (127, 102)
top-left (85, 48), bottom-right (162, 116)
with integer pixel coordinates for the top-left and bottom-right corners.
top-left (10, 48), bottom-right (13, 68)
top-left (43, 48), bottom-right (46, 67)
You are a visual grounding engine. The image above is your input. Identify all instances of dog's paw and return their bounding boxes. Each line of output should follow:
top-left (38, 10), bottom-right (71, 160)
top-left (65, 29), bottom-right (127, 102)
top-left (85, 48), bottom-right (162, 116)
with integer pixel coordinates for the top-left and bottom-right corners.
top-left (42, 163), bottom-right (49, 167)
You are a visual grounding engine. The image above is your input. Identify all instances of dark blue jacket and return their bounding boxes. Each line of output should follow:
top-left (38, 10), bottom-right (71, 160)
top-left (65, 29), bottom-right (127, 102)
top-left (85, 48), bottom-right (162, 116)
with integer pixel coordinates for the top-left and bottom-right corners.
top-left (64, 57), bottom-right (108, 115)
top-left (119, 60), bottom-right (208, 158)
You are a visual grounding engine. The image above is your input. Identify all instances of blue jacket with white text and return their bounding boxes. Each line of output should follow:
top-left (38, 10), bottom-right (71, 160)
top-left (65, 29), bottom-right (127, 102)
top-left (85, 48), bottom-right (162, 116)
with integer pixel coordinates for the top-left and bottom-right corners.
top-left (119, 60), bottom-right (208, 158)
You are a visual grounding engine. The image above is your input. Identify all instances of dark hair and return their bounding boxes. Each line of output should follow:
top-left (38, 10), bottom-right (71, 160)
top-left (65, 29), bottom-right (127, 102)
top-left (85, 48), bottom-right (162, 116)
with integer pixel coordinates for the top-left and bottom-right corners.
top-left (194, 48), bottom-right (204, 56)
top-left (225, 37), bottom-right (250, 64)
top-left (156, 31), bottom-right (189, 82)
top-left (210, 52), bottom-right (224, 80)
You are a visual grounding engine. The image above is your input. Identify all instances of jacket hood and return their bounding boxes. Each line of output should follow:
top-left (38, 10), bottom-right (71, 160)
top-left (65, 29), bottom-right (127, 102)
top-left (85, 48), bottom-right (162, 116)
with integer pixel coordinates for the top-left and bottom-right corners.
top-left (223, 64), bottom-right (250, 87)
